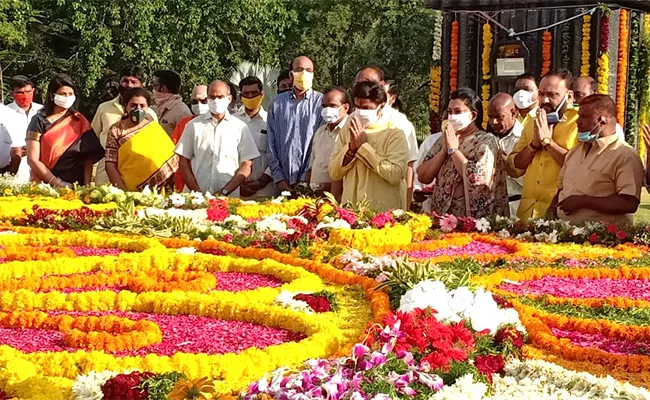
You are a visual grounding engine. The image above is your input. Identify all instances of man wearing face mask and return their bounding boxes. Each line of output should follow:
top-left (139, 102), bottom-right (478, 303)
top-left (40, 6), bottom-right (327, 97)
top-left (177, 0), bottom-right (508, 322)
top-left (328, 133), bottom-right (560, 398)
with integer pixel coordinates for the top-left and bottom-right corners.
top-left (307, 87), bottom-right (350, 201)
top-left (276, 70), bottom-right (292, 95)
top-left (508, 70), bottom-right (579, 220)
top-left (175, 80), bottom-right (259, 196)
top-left (573, 76), bottom-right (626, 143)
top-left (355, 66), bottom-right (419, 210)
top-left (552, 95), bottom-right (643, 225)
top-left (92, 66), bottom-right (158, 185)
top-left (487, 93), bottom-right (525, 217)
top-left (267, 56), bottom-right (323, 192)
top-left (235, 76), bottom-right (275, 199)
top-left (6, 75), bottom-right (43, 182)
top-left (171, 84), bottom-right (208, 191)
top-left (512, 73), bottom-right (539, 129)
top-left (152, 70), bottom-right (192, 137)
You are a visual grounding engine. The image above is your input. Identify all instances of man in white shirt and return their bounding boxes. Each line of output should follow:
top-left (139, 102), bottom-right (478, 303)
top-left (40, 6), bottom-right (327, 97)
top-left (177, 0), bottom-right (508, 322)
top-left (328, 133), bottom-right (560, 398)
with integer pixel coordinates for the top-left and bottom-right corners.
top-left (307, 87), bottom-right (350, 201)
top-left (235, 76), bottom-right (275, 199)
top-left (6, 75), bottom-right (43, 181)
top-left (175, 80), bottom-right (260, 196)
top-left (488, 93), bottom-right (525, 217)
top-left (355, 66), bottom-right (419, 210)
top-left (0, 105), bottom-right (19, 174)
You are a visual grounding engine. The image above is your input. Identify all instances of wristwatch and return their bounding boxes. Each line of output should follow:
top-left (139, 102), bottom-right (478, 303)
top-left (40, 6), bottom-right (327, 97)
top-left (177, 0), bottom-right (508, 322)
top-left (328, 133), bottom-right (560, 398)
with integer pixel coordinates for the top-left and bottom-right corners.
top-left (447, 148), bottom-right (457, 156)
top-left (220, 188), bottom-right (229, 196)
top-left (542, 137), bottom-right (552, 147)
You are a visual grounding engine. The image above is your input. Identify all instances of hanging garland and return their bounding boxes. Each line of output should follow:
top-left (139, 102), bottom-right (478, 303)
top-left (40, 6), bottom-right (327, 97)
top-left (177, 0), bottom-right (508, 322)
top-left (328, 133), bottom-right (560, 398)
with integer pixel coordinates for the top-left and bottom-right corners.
top-left (481, 23), bottom-right (493, 127)
top-left (625, 12), bottom-right (641, 147)
top-left (596, 12), bottom-right (610, 94)
top-left (580, 15), bottom-right (592, 76)
top-left (638, 15), bottom-right (650, 161)
top-left (615, 9), bottom-right (629, 127)
top-left (450, 20), bottom-right (459, 92)
top-left (541, 31), bottom-right (553, 75)
top-left (560, 20), bottom-right (571, 70)
top-left (429, 11), bottom-right (443, 113)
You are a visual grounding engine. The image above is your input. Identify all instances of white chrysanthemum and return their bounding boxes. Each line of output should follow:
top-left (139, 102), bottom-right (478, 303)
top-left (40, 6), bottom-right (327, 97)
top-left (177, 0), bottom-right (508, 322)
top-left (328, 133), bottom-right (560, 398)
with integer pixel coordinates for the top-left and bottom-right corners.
top-left (256, 216), bottom-right (291, 233)
top-left (176, 247), bottom-right (196, 255)
top-left (72, 370), bottom-right (121, 400)
top-left (169, 193), bottom-right (186, 207)
top-left (475, 218), bottom-right (490, 233)
top-left (432, 374), bottom-right (487, 400)
top-left (274, 291), bottom-right (313, 313)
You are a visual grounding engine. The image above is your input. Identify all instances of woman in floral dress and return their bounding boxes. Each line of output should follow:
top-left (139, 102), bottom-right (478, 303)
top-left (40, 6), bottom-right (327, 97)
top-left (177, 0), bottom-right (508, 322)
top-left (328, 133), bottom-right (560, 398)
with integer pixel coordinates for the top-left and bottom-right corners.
top-left (417, 88), bottom-right (508, 218)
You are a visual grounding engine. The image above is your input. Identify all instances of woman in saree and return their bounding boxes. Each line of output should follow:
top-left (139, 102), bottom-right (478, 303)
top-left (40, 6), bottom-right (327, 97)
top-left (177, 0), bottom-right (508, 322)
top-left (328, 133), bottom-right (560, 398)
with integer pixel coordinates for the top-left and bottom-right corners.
top-left (417, 88), bottom-right (509, 218)
top-left (105, 87), bottom-right (178, 191)
top-left (26, 73), bottom-right (104, 187)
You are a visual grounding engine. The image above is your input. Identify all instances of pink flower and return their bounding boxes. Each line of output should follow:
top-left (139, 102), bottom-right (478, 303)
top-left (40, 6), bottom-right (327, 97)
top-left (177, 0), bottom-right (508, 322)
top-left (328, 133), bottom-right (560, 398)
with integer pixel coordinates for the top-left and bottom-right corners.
top-left (370, 212), bottom-right (395, 229)
top-left (336, 208), bottom-right (358, 226)
top-left (439, 214), bottom-right (458, 232)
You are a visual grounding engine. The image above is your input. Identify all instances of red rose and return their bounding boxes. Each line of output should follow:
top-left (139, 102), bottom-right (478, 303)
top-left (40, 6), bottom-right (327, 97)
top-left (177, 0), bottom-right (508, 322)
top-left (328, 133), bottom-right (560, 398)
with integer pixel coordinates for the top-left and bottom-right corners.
top-left (589, 233), bottom-right (599, 244)
top-left (461, 218), bottom-right (476, 232)
top-left (293, 294), bottom-right (332, 312)
top-left (616, 230), bottom-right (627, 240)
top-left (474, 354), bottom-right (506, 382)
top-left (495, 326), bottom-right (524, 348)
top-left (101, 372), bottom-right (153, 400)
top-left (607, 224), bottom-right (618, 234)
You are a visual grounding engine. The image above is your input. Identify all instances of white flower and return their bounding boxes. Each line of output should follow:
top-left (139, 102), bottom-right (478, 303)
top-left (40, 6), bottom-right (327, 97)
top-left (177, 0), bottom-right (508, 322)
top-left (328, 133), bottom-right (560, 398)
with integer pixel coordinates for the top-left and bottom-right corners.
top-left (274, 291), bottom-right (313, 313)
top-left (392, 209), bottom-right (405, 218)
top-left (190, 191), bottom-right (206, 205)
top-left (534, 230), bottom-right (558, 243)
top-left (497, 229), bottom-right (511, 238)
top-left (316, 218), bottom-right (351, 231)
top-left (205, 192), bottom-right (215, 200)
top-left (533, 219), bottom-right (550, 228)
top-left (280, 191), bottom-right (291, 197)
top-left (224, 215), bottom-right (248, 228)
top-left (572, 227), bottom-right (586, 236)
top-left (176, 247), bottom-right (196, 255)
top-left (432, 374), bottom-right (487, 400)
top-left (475, 218), bottom-right (490, 233)
top-left (256, 215), bottom-right (292, 233)
top-left (141, 186), bottom-right (152, 196)
top-left (72, 370), bottom-right (121, 400)
top-left (169, 193), bottom-right (186, 207)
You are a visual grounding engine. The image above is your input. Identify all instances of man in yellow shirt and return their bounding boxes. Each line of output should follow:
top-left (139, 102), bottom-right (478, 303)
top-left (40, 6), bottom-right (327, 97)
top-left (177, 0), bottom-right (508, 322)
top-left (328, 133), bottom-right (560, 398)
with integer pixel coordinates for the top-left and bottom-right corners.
top-left (513, 73), bottom-right (539, 129)
top-left (507, 70), bottom-right (579, 220)
top-left (91, 66), bottom-right (158, 185)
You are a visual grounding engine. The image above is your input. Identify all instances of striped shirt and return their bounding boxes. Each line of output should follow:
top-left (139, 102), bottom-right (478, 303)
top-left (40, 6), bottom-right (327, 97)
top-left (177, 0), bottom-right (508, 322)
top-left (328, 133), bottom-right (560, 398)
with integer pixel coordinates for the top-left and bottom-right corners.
top-left (267, 89), bottom-right (323, 184)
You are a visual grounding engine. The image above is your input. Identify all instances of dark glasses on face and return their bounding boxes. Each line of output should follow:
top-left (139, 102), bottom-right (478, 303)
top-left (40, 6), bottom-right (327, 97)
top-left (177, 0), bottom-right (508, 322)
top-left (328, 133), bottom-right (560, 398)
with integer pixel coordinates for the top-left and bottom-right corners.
top-left (191, 98), bottom-right (208, 105)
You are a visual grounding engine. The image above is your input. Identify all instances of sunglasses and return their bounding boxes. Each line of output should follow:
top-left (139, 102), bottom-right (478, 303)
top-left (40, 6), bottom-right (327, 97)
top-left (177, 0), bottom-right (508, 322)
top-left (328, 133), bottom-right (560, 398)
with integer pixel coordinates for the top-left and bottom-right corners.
top-left (191, 98), bottom-right (208, 105)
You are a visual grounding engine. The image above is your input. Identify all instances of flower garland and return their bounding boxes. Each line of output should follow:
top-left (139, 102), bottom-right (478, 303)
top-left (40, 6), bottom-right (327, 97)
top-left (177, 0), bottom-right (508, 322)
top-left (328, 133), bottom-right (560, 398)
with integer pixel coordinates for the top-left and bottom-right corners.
top-left (429, 10), bottom-right (443, 113)
top-left (596, 12), bottom-right (610, 94)
top-left (625, 12), bottom-right (641, 147)
top-left (541, 31), bottom-right (552, 76)
top-left (615, 9), bottom-right (629, 127)
top-left (450, 20), bottom-right (459, 92)
top-left (580, 14), bottom-right (592, 76)
top-left (638, 14), bottom-right (650, 161)
top-left (481, 23), bottom-right (493, 127)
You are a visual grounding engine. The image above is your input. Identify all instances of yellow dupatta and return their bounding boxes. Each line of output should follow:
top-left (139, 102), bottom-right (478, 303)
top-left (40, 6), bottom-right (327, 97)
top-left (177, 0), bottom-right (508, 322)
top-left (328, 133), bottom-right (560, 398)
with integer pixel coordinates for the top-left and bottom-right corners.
top-left (117, 122), bottom-right (176, 191)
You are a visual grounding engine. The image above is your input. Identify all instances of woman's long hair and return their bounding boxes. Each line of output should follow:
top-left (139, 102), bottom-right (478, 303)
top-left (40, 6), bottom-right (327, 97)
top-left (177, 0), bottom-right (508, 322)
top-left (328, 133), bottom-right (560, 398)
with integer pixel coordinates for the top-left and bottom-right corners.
top-left (449, 87), bottom-right (484, 130)
top-left (43, 73), bottom-right (78, 115)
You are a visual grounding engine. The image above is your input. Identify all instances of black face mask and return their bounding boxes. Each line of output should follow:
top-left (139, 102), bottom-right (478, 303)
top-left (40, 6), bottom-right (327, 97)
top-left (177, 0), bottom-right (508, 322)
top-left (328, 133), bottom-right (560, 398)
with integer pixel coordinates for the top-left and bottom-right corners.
top-left (277, 89), bottom-right (290, 94)
top-left (129, 108), bottom-right (146, 123)
top-left (118, 85), bottom-right (129, 98)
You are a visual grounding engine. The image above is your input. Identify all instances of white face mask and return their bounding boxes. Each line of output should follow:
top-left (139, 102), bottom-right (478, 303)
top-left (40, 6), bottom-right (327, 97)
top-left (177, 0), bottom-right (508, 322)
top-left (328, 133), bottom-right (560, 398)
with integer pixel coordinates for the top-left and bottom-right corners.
top-left (208, 98), bottom-right (230, 115)
top-left (447, 112), bottom-right (473, 132)
top-left (356, 108), bottom-right (379, 126)
top-left (321, 106), bottom-right (342, 124)
top-left (513, 90), bottom-right (536, 110)
top-left (53, 94), bottom-right (76, 110)
top-left (192, 103), bottom-right (210, 115)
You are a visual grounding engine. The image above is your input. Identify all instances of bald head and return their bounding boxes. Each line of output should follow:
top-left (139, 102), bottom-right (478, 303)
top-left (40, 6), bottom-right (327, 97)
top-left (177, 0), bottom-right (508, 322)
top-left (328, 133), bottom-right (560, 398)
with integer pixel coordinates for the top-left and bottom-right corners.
top-left (573, 76), bottom-right (597, 105)
top-left (355, 66), bottom-right (385, 85)
top-left (191, 84), bottom-right (208, 100)
top-left (291, 56), bottom-right (314, 72)
top-left (208, 80), bottom-right (230, 94)
top-left (487, 92), bottom-right (517, 136)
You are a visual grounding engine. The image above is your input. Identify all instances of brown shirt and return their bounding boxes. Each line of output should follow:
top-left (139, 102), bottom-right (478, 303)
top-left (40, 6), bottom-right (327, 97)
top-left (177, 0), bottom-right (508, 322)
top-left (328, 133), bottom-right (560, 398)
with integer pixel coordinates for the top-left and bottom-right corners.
top-left (558, 133), bottom-right (643, 226)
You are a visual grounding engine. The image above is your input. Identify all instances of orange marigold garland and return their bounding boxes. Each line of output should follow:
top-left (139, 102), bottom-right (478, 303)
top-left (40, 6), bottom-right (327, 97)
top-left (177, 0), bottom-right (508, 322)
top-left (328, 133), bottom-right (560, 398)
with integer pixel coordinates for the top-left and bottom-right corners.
top-left (616, 9), bottom-right (630, 127)
top-left (581, 15), bottom-right (592, 76)
top-left (429, 10), bottom-right (443, 113)
top-left (450, 20), bottom-right (459, 92)
top-left (541, 31), bottom-right (552, 75)
top-left (481, 23), bottom-right (493, 126)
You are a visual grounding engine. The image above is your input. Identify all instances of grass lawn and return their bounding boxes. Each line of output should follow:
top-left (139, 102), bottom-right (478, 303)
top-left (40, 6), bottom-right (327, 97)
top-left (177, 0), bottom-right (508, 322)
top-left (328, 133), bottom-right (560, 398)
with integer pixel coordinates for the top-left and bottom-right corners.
top-left (636, 192), bottom-right (650, 223)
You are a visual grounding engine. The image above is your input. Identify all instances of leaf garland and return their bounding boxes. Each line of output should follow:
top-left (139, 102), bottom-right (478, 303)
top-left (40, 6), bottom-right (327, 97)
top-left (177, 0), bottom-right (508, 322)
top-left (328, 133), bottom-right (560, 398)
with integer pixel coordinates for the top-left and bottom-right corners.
top-left (625, 12), bottom-right (641, 146)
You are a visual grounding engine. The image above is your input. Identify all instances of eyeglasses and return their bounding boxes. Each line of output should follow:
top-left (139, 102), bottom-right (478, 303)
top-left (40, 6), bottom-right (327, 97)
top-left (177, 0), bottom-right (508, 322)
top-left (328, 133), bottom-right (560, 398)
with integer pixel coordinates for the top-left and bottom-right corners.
top-left (191, 98), bottom-right (208, 105)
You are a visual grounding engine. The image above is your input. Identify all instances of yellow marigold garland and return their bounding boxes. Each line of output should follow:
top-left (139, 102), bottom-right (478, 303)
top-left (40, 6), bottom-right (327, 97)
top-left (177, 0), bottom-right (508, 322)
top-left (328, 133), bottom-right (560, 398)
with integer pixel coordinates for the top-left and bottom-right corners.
top-left (616, 9), bottom-right (629, 126)
top-left (481, 23), bottom-right (493, 126)
top-left (597, 13), bottom-right (610, 94)
top-left (580, 15), bottom-right (592, 76)
top-left (0, 196), bottom-right (115, 220)
top-left (541, 31), bottom-right (552, 75)
top-left (236, 198), bottom-right (312, 220)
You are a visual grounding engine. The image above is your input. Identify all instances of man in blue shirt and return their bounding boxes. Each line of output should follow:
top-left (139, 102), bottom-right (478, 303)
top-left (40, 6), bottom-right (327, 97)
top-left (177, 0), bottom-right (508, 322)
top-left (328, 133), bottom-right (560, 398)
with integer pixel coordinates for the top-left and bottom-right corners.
top-left (267, 56), bottom-right (323, 192)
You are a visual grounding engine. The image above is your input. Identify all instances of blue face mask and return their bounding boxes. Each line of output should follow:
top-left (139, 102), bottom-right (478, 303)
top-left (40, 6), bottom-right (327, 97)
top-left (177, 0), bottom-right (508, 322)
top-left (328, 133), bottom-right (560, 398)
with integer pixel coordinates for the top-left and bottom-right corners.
top-left (546, 95), bottom-right (567, 125)
top-left (577, 121), bottom-right (603, 143)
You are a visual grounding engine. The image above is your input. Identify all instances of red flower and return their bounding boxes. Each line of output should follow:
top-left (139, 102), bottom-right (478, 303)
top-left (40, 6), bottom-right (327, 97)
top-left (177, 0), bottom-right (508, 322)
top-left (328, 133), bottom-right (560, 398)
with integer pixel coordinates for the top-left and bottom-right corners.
top-left (474, 354), bottom-right (506, 382)
top-left (421, 352), bottom-right (451, 371)
top-left (461, 218), bottom-right (476, 232)
top-left (293, 294), bottom-right (332, 312)
top-left (207, 208), bottom-right (229, 222)
top-left (616, 230), bottom-right (627, 240)
top-left (491, 294), bottom-right (513, 309)
top-left (370, 212), bottom-right (395, 229)
top-left (607, 224), bottom-right (618, 234)
top-left (589, 233), bottom-right (599, 244)
top-left (495, 326), bottom-right (524, 348)
top-left (101, 372), bottom-right (153, 400)
top-left (0, 390), bottom-right (9, 400)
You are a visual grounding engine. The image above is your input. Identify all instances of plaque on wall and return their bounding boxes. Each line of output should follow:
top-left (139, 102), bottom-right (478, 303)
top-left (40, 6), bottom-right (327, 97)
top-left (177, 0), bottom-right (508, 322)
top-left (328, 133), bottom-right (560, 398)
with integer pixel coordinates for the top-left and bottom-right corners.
top-left (494, 40), bottom-right (529, 78)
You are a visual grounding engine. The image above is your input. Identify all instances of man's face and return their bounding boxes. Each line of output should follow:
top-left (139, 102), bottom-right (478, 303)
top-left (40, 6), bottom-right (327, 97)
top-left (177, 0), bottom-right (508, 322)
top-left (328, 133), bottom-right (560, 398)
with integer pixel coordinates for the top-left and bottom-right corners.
top-left (355, 69), bottom-right (382, 85)
top-left (539, 75), bottom-right (571, 114)
top-left (192, 86), bottom-right (208, 102)
top-left (120, 75), bottom-right (142, 89)
top-left (291, 57), bottom-right (314, 77)
top-left (514, 78), bottom-right (539, 103)
top-left (573, 78), bottom-right (594, 105)
top-left (13, 84), bottom-right (33, 97)
top-left (241, 84), bottom-right (261, 99)
top-left (322, 90), bottom-right (349, 120)
top-left (278, 78), bottom-right (292, 93)
top-left (208, 83), bottom-right (231, 102)
top-left (488, 103), bottom-right (516, 135)
top-left (577, 102), bottom-right (603, 133)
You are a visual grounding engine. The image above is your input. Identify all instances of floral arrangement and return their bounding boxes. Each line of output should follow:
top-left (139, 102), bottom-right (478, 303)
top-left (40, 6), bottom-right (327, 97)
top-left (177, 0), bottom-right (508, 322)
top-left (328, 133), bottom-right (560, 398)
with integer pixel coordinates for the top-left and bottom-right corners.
top-left (481, 23), bottom-right (492, 127)
top-left (450, 20), bottom-right (459, 92)
top-left (541, 30), bottom-right (552, 75)
top-left (616, 9), bottom-right (629, 127)
top-left (625, 12), bottom-right (641, 146)
top-left (430, 10), bottom-right (443, 114)
top-left (597, 11), bottom-right (610, 94)
top-left (580, 14), bottom-right (592, 76)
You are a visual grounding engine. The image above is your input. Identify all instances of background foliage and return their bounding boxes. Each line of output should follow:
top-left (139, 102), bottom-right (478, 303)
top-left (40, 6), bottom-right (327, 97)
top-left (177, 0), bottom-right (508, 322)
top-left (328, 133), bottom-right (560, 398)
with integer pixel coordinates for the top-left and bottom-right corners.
top-left (1, 0), bottom-right (435, 137)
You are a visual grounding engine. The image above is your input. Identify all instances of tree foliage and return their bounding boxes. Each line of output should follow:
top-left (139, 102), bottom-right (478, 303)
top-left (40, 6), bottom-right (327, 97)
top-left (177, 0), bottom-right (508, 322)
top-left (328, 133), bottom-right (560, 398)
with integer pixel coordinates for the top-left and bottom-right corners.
top-left (1, 0), bottom-right (434, 134)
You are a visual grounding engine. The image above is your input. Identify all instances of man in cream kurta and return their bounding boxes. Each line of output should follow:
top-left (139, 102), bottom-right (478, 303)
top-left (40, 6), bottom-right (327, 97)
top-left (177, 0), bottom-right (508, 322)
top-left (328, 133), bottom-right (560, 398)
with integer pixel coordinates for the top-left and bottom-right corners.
top-left (329, 120), bottom-right (409, 211)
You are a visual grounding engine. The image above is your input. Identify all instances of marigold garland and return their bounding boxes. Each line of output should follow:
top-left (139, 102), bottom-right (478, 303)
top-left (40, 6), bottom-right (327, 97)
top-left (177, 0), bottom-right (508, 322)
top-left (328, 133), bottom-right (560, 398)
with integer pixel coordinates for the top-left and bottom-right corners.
top-left (597, 13), bottom-right (610, 94)
top-left (429, 10), bottom-right (443, 113)
top-left (581, 15), bottom-right (592, 76)
top-left (616, 9), bottom-right (629, 126)
top-left (541, 31), bottom-right (552, 75)
top-left (450, 20), bottom-right (459, 92)
top-left (481, 23), bottom-right (493, 126)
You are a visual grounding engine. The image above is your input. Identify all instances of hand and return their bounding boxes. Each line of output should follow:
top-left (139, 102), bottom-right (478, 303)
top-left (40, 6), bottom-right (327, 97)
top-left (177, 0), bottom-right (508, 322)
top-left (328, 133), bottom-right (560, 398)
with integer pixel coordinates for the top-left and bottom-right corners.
top-left (55, 178), bottom-right (72, 188)
top-left (535, 108), bottom-right (552, 145)
top-left (444, 122), bottom-right (459, 151)
top-left (240, 180), bottom-right (260, 197)
top-left (20, 146), bottom-right (26, 157)
top-left (413, 190), bottom-right (428, 203)
top-left (278, 180), bottom-right (292, 192)
top-left (349, 116), bottom-right (363, 151)
top-left (558, 195), bottom-right (584, 215)
top-left (643, 125), bottom-right (650, 155)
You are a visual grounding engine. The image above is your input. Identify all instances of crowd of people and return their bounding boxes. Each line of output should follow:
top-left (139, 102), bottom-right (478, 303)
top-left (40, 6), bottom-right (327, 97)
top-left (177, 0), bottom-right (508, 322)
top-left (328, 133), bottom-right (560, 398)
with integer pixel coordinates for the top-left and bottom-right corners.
top-left (0, 56), bottom-right (647, 225)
